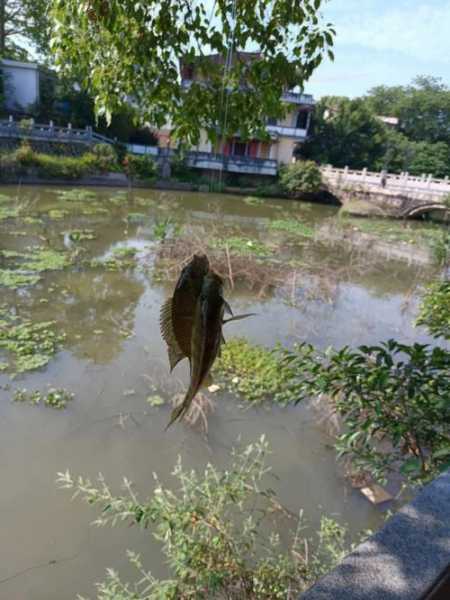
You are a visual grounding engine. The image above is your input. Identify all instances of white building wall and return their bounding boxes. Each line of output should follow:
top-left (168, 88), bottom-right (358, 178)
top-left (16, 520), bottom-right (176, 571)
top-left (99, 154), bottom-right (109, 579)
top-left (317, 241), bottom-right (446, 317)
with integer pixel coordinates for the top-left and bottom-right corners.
top-left (1, 59), bottom-right (40, 112)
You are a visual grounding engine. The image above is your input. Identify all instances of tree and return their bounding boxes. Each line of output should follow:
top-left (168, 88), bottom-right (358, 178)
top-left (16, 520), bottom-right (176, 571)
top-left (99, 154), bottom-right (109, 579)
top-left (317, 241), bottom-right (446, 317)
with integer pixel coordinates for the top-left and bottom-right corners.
top-left (0, 0), bottom-right (51, 59)
top-left (49, 0), bottom-right (335, 145)
top-left (300, 96), bottom-right (387, 169)
top-left (365, 76), bottom-right (450, 146)
top-left (280, 160), bottom-right (323, 195)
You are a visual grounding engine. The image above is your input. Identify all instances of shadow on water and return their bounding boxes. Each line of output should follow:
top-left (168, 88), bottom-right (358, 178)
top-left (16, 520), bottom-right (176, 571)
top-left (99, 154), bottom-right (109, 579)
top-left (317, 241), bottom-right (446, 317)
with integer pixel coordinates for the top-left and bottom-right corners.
top-left (0, 185), bottom-right (444, 599)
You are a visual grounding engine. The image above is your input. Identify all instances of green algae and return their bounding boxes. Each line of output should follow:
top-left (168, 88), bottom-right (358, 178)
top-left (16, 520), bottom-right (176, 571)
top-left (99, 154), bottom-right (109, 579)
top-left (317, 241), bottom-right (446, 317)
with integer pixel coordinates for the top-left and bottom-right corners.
top-left (0, 270), bottom-right (41, 289)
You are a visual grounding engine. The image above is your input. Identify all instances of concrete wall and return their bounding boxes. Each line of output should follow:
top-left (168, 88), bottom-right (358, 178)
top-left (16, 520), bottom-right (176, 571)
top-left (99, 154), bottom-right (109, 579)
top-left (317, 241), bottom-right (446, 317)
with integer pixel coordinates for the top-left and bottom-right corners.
top-left (275, 136), bottom-right (297, 165)
top-left (301, 469), bottom-right (450, 600)
top-left (1, 59), bottom-right (40, 112)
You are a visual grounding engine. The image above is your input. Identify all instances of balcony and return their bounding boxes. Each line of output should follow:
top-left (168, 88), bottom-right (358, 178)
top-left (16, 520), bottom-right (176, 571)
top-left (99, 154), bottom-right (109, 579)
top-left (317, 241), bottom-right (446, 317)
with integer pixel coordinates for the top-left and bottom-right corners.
top-left (281, 91), bottom-right (314, 105)
top-left (266, 124), bottom-right (308, 139)
top-left (186, 151), bottom-right (278, 176)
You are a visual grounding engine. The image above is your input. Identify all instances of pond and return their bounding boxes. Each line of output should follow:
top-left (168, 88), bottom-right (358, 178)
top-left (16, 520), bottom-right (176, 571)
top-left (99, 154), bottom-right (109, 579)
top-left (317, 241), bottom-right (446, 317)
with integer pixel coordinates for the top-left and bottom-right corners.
top-left (0, 185), bottom-right (443, 599)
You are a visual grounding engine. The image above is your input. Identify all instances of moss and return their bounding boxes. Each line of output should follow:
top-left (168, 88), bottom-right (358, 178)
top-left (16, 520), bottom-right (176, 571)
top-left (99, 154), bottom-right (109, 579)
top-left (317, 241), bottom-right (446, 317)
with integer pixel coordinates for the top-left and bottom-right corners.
top-left (269, 219), bottom-right (314, 238)
top-left (213, 338), bottom-right (297, 404)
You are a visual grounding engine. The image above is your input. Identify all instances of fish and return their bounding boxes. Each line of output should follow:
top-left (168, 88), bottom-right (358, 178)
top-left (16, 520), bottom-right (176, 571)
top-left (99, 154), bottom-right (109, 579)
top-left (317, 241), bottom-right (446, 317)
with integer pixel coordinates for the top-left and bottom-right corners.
top-left (160, 254), bottom-right (254, 371)
top-left (166, 270), bottom-right (227, 428)
top-left (160, 254), bottom-right (210, 371)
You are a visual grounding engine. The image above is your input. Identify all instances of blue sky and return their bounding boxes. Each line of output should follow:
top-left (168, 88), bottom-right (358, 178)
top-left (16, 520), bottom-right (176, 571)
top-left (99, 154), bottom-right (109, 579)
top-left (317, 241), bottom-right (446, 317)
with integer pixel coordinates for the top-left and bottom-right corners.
top-left (306, 0), bottom-right (450, 98)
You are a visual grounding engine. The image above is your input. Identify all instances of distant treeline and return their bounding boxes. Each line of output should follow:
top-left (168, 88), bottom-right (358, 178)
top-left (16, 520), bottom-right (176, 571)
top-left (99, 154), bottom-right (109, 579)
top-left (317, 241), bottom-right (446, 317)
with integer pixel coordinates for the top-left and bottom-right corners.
top-left (300, 76), bottom-right (450, 178)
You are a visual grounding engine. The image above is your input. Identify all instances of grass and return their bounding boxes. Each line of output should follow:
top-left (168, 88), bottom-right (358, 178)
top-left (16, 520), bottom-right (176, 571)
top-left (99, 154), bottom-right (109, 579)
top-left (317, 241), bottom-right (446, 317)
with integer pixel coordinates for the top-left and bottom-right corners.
top-left (213, 338), bottom-right (297, 404)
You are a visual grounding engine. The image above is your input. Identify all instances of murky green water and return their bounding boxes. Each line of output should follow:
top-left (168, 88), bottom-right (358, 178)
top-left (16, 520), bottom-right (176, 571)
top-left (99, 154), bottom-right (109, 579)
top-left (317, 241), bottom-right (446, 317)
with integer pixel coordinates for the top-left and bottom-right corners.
top-left (0, 185), bottom-right (442, 599)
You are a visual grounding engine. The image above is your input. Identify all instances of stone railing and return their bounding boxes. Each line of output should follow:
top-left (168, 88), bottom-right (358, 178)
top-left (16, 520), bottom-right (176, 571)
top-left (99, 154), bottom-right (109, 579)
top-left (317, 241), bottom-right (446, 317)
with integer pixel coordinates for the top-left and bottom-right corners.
top-left (0, 117), bottom-right (113, 145)
top-left (301, 469), bottom-right (450, 600)
top-left (322, 164), bottom-right (450, 201)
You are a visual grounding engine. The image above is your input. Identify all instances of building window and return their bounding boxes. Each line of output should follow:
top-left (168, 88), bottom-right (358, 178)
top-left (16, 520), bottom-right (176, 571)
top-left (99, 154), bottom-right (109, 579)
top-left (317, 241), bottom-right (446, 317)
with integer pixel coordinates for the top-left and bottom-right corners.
top-left (296, 111), bottom-right (308, 129)
top-left (267, 117), bottom-right (277, 126)
top-left (233, 141), bottom-right (247, 156)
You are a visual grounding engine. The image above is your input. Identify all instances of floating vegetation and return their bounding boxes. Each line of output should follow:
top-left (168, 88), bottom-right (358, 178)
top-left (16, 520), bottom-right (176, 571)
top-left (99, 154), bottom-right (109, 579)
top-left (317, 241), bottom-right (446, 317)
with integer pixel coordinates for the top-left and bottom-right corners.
top-left (243, 196), bottom-right (264, 206)
top-left (57, 189), bottom-right (97, 202)
top-left (67, 229), bottom-right (96, 242)
top-left (147, 394), bottom-right (165, 407)
top-left (127, 212), bottom-right (147, 224)
top-left (0, 311), bottom-right (66, 374)
top-left (135, 196), bottom-right (157, 207)
top-left (22, 216), bottom-right (44, 225)
top-left (214, 338), bottom-right (297, 404)
top-left (0, 247), bottom-right (70, 289)
top-left (91, 246), bottom-right (138, 271)
top-left (81, 205), bottom-right (109, 216)
top-left (153, 217), bottom-right (182, 241)
top-left (14, 387), bottom-right (74, 409)
top-left (269, 219), bottom-right (315, 238)
top-left (48, 208), bottom-right (68, 219)
top-left (108, 191), bottom-right (129, 205)
top-left (0, 270), bottom-right (40, 289)
top-left (212, 236), bottom-right (272, 257)
top-left (0, 205), bottom-right (19, 220)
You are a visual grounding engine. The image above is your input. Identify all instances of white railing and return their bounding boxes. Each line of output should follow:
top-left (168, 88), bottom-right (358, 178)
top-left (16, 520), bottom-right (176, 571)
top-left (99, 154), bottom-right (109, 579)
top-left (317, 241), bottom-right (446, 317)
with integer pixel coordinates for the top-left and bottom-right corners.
top-left (266, 124), bottom-right (308, 139)
top-left (322, 165), bottom-right (450, 202)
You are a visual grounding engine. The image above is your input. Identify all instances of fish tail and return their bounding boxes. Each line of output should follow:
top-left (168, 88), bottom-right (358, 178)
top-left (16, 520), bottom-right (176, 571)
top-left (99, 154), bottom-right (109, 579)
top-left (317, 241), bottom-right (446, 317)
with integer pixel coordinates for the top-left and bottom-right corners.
top-left (165, 389), bottom-right (195, 430)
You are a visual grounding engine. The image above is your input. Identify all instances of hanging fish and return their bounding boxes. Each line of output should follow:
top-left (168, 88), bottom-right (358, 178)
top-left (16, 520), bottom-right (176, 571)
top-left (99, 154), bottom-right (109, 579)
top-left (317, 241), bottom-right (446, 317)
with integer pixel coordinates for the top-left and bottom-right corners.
top-left (166, 271), bottom-right (227, 428)
top-left (160, 254), bottom-right (210, 372)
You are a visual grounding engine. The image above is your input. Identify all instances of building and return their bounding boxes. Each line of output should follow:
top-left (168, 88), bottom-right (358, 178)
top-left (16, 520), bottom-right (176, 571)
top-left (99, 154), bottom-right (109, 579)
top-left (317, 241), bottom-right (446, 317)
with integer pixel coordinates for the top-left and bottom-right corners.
top-left (0, 58), bottom-right (42, 113)
top-left (156, 53), bottom-right (315, 177)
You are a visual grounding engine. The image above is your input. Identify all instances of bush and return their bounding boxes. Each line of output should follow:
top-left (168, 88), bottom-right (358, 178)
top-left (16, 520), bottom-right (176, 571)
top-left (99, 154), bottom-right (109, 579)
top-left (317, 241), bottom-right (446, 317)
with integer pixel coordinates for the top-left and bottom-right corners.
top-left (416, 280), bottom-right (450, 340)
top-left (90, 143), bottom-right (119, 172)
top-left (285, 340), bottom-right (450, 485)
top-left (279, 160), bottom-right (323, 195)
top-left (57, 438), bottom-right (353, 599)
top-left (123, 153), bottom-right (157, 180)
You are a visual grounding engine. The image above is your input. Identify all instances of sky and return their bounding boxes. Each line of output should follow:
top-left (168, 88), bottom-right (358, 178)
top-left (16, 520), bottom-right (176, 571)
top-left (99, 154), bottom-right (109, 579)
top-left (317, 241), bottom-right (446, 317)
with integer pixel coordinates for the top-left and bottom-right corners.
top-left (306, 0), bottom-right (450, 98)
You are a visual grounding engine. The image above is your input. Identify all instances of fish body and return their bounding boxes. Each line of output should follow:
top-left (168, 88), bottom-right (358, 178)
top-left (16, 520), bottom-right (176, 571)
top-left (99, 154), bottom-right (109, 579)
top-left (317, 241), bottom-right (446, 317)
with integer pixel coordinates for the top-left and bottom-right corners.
top-left (166, 271), bottom-right (225, 428)
top-left (160, 254), bottom-right (209, 371)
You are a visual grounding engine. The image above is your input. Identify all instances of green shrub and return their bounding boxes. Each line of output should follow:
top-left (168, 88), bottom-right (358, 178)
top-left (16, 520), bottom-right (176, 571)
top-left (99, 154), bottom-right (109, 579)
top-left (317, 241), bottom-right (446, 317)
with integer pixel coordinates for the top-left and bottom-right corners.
top-left (285, 340), bottom-right (450, 485)
top-left (57, 438), bottom-right (353, 599)
top-left (123, 153), bottom-right (157, 180)
top-left (416, 280), bottom-right (450, 340)
top-left (280, 160), bottom-right (323, 195)
top-left (91, 143), bottom-right (119, 172)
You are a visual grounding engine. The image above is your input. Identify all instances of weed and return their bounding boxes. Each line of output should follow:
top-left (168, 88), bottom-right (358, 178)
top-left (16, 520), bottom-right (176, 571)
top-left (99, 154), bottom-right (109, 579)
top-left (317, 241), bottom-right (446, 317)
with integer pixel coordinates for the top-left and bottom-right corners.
top-left (269, 219), bottom-right (314, 238)
top-left (214, 338), bottom-right (297, 404)
top-left (212, 236), bottom-right (272, 257)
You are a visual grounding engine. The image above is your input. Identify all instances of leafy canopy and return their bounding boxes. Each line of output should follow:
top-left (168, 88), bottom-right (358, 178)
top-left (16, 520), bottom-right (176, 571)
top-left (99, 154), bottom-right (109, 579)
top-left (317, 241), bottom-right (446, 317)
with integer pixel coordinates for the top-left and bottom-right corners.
top-left (50, 0), bottom-right (335, 144)
top-left (0, 0), bottom-right (51, 59)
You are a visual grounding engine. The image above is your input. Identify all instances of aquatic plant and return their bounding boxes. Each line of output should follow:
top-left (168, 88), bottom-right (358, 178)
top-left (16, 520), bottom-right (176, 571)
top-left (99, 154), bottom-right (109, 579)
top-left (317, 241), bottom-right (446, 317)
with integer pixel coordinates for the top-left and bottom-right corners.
top-left (243, 196), bottom-right (264, 206)
top-left (0, 205), bottom-right (19, 220)
top-left (0, 311), bottom-right (65, 374)
top-left (416, 280), bottom-right (450, 340)
top-left (91, 246), bottom-right (138, 271)
top-left (58, 438), bottom-right (352, 600)
top-left (269, 219), bottom-right (315, 238)
top-left (427, 228), bottom-right (450, 266)
top-left (285, 340), bottom-right (450, 485)
top-left (0, 269), bottom-right (40, 289)
top-left (126, 212), bottom-right (147, 224)
top-left (212, 236), bottom-right (272, 257)
top-left (214, 338), bottom-right (297, 404)
top-left (67, 229), bottom-right (96, 242)
top-left (14, 387), bottom-right (74, 409)
top-left (57, 189), bottom-right (98, 202)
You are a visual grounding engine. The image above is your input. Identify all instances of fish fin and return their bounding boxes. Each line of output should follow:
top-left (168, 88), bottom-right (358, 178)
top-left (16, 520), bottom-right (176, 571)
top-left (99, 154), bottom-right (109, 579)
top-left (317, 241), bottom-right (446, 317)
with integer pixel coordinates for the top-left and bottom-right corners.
top-left (160, 298), bottom-right (185, 370)
top-left (224, 300), bottom-right (233, 316)
top-left (223, 313), bottom-right (257, 324)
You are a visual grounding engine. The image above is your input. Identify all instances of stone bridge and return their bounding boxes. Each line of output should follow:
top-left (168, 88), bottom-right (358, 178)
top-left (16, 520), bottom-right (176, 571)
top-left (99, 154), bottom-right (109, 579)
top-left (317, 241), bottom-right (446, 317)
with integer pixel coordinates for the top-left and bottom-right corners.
top-left (321, 165), bottom-right (450, 219)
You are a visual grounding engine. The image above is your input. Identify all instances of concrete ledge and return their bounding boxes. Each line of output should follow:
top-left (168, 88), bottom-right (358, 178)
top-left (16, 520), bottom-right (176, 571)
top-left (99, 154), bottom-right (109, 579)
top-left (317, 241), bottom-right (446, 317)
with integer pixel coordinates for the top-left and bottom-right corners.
top-left (301, 470), bottom-right (450, 600)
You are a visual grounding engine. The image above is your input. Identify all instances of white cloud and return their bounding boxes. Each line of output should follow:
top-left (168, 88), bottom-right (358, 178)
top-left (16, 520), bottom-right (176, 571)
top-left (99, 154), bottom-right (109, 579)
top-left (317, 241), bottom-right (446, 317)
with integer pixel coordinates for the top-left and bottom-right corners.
top-left (326, 0), bottom-right (450, 63)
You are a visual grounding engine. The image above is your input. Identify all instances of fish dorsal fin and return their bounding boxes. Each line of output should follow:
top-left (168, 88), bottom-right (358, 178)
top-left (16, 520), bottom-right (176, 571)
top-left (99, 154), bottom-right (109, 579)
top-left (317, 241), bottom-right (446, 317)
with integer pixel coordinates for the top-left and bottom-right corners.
top-left (160, 297), bottom-right (186, 371)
